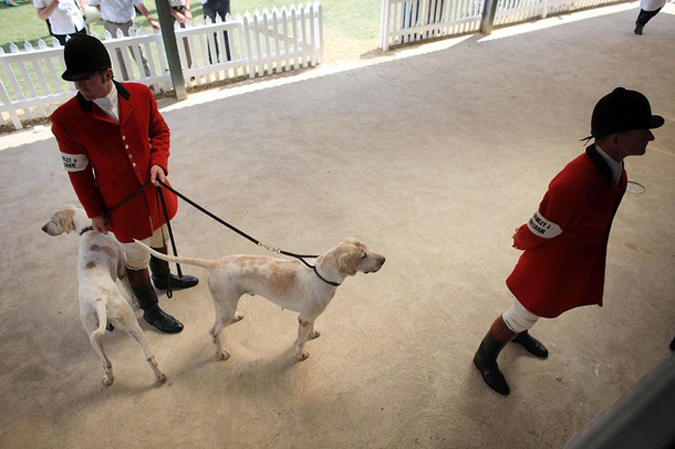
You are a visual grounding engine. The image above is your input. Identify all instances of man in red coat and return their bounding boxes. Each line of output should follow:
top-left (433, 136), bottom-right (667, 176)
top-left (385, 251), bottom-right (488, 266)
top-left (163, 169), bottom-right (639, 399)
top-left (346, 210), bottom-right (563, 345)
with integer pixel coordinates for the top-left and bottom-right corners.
top-left (51, 35), bottom-right (198, 334)
top-left (473, 88), bottom-right (664, 395)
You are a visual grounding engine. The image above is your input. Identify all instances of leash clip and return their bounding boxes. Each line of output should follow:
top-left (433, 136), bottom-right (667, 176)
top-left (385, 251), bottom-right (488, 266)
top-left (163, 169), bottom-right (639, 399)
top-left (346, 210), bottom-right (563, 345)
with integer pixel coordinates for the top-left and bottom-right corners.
top-left (258, 242), bottom-right (281, 254)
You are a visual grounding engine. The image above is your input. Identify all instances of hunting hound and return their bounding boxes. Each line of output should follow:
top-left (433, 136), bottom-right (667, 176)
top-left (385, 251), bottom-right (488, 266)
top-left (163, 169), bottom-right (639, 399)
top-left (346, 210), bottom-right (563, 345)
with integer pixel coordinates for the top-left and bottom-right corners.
top-left (43, 205), bottom-right (166, 386)
top-left (135, 238), bottom-right (385, 361)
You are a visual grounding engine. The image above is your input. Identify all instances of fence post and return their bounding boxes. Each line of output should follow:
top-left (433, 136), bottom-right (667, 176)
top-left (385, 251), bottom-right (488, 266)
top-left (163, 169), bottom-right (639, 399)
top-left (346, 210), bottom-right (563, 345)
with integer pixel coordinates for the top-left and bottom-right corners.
top-left (380, 0), bottom-right (391, 51)
top-left (155, 0), bottom-right (187, 100)
top-left (243, 14), bottom-right (256, 79)
top-left (480, 0), bottom-right (499, 34)
top-left (0, 81), bottom-right (23, 130)
top-left (317, 3), bottom-right (323, 64)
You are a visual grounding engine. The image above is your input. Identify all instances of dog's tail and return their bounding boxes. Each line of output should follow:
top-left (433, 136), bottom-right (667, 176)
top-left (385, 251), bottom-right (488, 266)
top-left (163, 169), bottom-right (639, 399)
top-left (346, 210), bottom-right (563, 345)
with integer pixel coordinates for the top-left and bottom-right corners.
top-left (92, 298), bottom-right (107, 339)
top-left (133, 239), bottom-right (218, 269)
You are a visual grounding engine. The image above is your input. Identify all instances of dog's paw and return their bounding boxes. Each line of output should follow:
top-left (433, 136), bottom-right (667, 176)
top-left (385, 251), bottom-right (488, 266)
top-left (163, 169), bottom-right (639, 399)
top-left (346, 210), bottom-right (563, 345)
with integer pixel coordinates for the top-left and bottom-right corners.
top-left (217, 350), bottom-right (231, 361)
top-left (232, 311), bottom-right (244, 323)
top-left (310, 329), bottom-right (321, 339)
top-left (297, 350), bottom-right (310, 361)
top-left (157, 372), bottom-right (167, 384)
top-left (102, 375), bottom-right (114, 386)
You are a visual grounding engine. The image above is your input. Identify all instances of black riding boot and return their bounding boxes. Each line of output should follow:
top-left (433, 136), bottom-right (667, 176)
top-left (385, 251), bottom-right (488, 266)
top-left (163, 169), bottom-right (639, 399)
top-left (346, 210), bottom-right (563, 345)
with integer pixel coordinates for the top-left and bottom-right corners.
top-left (512, 330), bottom-right (549, 358)
top-left (473, 315), bottom-right (517, 395)
top-left (150, 245), bottom-right (199, 290)
top-left (126, 267), bottom-right (184, 334)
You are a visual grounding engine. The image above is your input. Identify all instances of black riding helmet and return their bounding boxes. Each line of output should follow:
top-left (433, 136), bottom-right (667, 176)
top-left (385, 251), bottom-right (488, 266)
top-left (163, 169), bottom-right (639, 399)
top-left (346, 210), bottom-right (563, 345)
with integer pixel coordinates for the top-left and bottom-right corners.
top-left (61, 35), bottom-right (112, 82)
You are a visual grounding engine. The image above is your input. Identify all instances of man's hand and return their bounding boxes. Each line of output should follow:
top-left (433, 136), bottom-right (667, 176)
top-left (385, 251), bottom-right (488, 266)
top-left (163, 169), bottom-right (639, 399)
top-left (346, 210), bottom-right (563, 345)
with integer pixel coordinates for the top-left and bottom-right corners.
top-left (512, 227), bottom-right (521, 249)
top-left (92, 216), bottom-right (109, 234)
top-left (150, 165), bottom-right (166, 186)
top-left (172, 10), bottom-right (186, 22)
top-left (149, 17), bottom-right (160, 30)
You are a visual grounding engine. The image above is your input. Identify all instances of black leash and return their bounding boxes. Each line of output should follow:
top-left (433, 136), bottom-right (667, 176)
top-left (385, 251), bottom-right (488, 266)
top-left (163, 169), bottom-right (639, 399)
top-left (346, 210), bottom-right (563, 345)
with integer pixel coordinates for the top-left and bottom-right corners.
top-left (155, 180), bottom-right (341, 287)
top-left (155, 185), bottom-right (183, 298)
top-left (106, 179), bottom-right (185, 297)
top-left (105, 178), bottom-right (340, 287)
top-left (107, 180), bottom-right (152, 212)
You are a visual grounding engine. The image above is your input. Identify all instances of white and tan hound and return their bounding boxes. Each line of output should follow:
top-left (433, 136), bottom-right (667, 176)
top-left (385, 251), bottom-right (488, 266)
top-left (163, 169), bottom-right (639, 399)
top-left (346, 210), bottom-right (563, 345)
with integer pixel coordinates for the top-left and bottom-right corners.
top-left (135, 238), bottom-right (385, 361)
top-left (43, 205), bottom-right (166, 386)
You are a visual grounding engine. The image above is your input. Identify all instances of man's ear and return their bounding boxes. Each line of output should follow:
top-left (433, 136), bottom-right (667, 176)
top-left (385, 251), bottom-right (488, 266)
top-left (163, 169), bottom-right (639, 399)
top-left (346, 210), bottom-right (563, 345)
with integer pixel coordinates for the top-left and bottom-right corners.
top-left (103, 68), bottom-right (114, 82)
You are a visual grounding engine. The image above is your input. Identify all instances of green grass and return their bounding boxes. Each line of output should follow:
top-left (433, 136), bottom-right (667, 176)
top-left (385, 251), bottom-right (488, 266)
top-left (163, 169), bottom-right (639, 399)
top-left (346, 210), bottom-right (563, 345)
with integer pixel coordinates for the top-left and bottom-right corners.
top-left (0, 0), bottom-right (381, 52)
top-left (0, 0), bottom-right (381, 105)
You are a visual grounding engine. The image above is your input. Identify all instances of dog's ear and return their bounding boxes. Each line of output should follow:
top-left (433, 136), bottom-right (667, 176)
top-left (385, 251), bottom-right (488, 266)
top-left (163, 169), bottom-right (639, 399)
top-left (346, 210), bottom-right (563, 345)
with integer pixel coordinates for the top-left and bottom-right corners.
top-left (337, 252), bottom-right (357, 276)
top-left (57, 209), bottom-right (76, 234)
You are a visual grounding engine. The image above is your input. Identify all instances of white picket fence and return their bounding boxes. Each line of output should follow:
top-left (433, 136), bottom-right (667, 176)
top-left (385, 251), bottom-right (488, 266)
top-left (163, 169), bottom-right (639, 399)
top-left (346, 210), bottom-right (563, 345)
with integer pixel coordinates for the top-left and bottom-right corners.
top-left (0, 2), bottom-right (323, 130)
top-left (494, 0), bottom-right (624, 25)
top-left (380, 0), bottom-right (628, 50)
top-left (380, 0), bottom-right (484, 51)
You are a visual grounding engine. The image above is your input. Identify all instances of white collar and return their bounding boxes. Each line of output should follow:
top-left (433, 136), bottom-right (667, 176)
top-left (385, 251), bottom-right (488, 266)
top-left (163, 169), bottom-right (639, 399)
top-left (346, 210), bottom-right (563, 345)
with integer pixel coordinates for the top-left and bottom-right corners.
top-left (92, 84), bottom-right (119, 122)
top-left (595, 144), bottom-right (622, 184)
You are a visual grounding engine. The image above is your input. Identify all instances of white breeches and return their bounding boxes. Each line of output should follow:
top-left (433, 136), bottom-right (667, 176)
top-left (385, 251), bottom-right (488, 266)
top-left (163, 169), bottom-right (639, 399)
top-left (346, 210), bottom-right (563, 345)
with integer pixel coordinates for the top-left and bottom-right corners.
top-left (502, 297), bottom-right (540, 333)
top-left (121, 225), bottom-right (168, 270)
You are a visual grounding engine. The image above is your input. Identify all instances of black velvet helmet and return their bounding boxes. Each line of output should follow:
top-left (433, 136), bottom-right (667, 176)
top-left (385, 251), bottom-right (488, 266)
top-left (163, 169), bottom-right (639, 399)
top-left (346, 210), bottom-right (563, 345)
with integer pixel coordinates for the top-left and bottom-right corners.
top-left (590, 87), bottom-right (664, 139)
top-left (61, 35), bottom-right (112, 81)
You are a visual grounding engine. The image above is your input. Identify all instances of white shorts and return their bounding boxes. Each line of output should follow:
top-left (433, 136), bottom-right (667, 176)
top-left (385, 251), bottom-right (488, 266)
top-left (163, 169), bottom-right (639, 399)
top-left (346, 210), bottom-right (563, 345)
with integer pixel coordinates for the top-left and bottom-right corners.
top-left (501, 297), bottom-right (540, 333)
top-left (121, 225), bottom-right (168, 270)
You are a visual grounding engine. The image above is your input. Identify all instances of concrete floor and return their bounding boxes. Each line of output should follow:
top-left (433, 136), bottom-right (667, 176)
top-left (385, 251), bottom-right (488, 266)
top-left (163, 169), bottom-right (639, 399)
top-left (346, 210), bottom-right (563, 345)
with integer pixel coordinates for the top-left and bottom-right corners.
top-left (1, 3), bottom-right (674, 448)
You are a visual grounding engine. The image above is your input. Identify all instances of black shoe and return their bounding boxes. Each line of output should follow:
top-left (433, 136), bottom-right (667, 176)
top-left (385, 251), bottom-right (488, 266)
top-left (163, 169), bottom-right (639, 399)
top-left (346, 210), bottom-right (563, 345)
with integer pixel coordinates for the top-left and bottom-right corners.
top-left (152, 273), bottom-right (199, 290)
top-left (149, 250), bottom-right (199, 290)
top-left (670, 337), bottom-right (675, 352)
top-left (634, 22), bottom-right (643, 35)
top-left (512, 331), bottom-right (549, 359)
top-left (473, 353), bottom-right (510, 395)
top-left (143, 305), bottom-right (184, 334)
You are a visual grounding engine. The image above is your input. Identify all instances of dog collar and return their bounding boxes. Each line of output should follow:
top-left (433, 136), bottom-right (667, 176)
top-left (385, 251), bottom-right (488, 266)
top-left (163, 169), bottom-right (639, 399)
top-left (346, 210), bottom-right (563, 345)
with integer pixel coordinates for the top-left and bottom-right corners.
top-left (312, 266), bottom-right (341, 287)
top-left (79, 226), bottom-right (95, 236)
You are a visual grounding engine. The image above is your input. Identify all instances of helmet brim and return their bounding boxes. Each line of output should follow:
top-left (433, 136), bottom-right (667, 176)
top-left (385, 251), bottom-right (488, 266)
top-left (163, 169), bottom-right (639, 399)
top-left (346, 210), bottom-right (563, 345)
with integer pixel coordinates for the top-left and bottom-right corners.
top-left (649, 115), bottom-right (665, 130)
top-left (62, 69), bottom-right (98, 82)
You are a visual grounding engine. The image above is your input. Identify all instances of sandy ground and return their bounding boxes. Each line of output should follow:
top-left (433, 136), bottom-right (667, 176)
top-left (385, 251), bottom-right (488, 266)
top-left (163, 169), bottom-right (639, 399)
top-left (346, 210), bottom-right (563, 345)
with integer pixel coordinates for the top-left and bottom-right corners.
top-left (1, 3), bottom-right (674, 448)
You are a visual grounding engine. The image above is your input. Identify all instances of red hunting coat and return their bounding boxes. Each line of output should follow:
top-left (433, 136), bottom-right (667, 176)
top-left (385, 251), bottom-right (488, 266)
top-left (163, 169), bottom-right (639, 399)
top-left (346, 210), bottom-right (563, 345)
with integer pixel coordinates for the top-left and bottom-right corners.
top-left (506, 146), bottom-right (626, 318)
top-left (51, 81), bottom-right (177, 243)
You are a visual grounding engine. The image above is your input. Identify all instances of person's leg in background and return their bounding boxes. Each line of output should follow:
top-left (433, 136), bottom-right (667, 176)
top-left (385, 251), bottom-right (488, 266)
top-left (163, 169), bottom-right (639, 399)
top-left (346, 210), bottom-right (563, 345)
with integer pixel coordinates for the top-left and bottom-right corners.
top-left (216, 0), bottom-right (231, 61)
top-left (171, 6), bottom-right (193, 68)
top-left (634, 7), bottom-right (661, 35)
top-left (54, 33), bottom-right (68, 46)
top-left (104, 20), bottom-right (152, 78)
top-left (202, 0), bottom-right (220, 63)
top-left (103, 20), bottom-right (130, 79)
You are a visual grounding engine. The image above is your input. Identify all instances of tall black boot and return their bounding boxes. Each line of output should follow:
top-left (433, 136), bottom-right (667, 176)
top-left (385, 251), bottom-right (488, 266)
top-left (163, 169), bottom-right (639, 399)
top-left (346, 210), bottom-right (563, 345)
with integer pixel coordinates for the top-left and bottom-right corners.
top-left (150, 245), bottom-right (199, 290)
top-left (512, 330), bottom-right (549, 358)
top-left (126, 268), bottom-right (184, 334)
top-left (473, 315), bottom-right (517, 395)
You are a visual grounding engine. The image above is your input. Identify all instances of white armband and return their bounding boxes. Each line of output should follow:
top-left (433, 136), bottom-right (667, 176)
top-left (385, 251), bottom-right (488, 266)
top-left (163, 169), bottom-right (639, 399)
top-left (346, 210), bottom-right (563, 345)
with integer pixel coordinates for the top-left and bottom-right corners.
top-left (526, 211), bottom-right (562, 239)
top-left (61, 152), bottom-right (89, 172)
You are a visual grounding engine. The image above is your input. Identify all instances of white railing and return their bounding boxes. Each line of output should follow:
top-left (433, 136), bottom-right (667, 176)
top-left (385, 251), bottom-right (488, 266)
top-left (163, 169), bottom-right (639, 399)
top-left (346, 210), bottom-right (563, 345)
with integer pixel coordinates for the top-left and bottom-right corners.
top-left (380, 0), bottom-right (629, 50)
top-left (380, 0), bottom-right (484, 51)
top-left (494, 0), bottom-right (623, 25)
top-left (0, 2), bottom-right (323, 130)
